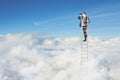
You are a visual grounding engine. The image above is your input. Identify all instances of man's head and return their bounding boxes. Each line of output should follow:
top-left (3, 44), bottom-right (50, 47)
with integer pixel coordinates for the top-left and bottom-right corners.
top-left (79, 12), bottom-right (87, 16)
top-left (82, 12), bottom-right (87, 17)
top-left (83, 12), bottom-right (86, 14)
top-left (78, 12), bottom-right (87, 19)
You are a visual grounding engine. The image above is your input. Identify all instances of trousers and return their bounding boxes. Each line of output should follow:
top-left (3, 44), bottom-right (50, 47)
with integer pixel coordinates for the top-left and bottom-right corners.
top-left (82, 26), bottom-right (87, 36)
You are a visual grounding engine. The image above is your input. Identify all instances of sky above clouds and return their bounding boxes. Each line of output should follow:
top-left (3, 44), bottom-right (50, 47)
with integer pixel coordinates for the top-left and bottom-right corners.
top-left (0, 0), bottom-right (120, 37)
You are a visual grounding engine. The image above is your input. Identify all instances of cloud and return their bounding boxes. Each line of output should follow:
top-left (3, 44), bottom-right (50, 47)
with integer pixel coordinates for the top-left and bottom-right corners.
top-left (33, 14), bottom-right (74, 27)
top-left (33, 21), bottom-right (41, 26)
top-left (91, 11), bottom-right (120, 19)
top-left (0, 33), bottom-right (120, 80)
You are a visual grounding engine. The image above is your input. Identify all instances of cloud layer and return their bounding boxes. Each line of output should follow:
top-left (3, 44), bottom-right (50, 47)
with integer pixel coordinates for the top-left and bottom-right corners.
top-left (0, 33), bottom-right (120, 80)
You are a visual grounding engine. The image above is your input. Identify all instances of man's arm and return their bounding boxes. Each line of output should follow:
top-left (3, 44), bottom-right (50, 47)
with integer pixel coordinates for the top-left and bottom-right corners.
top-left (78, 15), bottom-right (81, 20)
top-left (87, 17), bottom-right (90, 23)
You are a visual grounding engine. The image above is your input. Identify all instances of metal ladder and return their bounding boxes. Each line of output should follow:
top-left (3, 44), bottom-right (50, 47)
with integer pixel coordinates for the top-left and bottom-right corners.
top-left (81, 40), bottom-right (88, 67)
top-left (80, 35), bottom-right (88, 80)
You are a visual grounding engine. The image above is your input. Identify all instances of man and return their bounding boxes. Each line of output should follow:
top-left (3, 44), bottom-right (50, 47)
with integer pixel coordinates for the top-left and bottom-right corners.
top-left (78, 12), bottom-right (90, 41)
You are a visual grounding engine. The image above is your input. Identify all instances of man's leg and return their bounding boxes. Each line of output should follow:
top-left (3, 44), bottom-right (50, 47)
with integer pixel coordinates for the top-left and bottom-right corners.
top-left (83, 26), bottom-right (87, 41)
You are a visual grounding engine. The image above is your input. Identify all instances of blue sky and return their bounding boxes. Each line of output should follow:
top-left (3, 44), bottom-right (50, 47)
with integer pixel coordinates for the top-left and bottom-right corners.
top-left (0, 0), bottom-right (120, 37)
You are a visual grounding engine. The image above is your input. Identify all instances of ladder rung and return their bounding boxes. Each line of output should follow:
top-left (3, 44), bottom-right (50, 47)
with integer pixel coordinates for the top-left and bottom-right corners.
top-left (81, 51), bottom-right (87, 52)
top-left (81, 59), bottom-right (87, 61)
top-left (81, 54), bottom-right (87, 56)
top-left (81, 46), bottom-right (87, 47)
top-left (81, 56), bottom-right (87, 58)
top-left (81, 60), bottom-right (87, 62)
top-left (81, 52), bottom-right (88, 54)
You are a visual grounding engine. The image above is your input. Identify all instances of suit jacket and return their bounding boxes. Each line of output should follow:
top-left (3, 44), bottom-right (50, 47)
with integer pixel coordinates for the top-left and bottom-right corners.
top-left (78, 15), bottom-right (90, 27)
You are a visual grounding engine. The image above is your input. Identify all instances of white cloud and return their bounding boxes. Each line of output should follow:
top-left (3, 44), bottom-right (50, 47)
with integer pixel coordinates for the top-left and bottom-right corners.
top-left (0, 33), bottom-right (120, 80)
top-left (34, 21), bottom-right (41, 26)
top-left (91, 11), bottom-right (120, 19)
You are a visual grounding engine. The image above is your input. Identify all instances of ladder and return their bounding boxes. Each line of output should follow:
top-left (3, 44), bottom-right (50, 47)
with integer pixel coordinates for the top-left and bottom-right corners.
top-left (80, 38), bottom-right (88, 80)
top-left (81, 40), bottom-right (88, 66)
